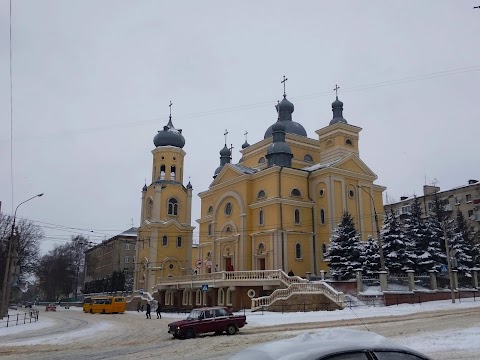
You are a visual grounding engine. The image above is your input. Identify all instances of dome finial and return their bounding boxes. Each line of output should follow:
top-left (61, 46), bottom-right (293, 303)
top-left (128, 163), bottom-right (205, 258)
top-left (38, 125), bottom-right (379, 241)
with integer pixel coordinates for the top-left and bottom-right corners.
top-left (281, 75), bottom-right (288, 98)
top-left (242, 130), bottom-right (250, 149)
top-left (329, 85), bottom-right (348, 125)
top-left (333, 84), bottom-right (340, 98)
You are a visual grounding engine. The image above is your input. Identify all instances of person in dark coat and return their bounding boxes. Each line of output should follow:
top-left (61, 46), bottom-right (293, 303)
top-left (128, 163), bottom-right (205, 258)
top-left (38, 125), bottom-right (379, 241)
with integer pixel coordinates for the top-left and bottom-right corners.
top-left (146, 302), bottom-right (151, 319)
top-left (156, 303), bottom-right (162, 319)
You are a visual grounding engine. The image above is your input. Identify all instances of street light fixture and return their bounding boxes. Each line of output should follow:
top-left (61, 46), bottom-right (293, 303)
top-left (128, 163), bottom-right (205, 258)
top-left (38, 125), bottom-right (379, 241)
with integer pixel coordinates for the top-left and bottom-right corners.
top-left (1, 193), bottom-right (44, 317)
top-left (357, 186), bottom-right (386, 272)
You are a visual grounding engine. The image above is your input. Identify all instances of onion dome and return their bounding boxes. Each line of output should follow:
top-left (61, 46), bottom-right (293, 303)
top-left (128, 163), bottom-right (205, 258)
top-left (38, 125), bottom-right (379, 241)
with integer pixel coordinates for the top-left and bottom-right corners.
top-left (142, 184), bottom-right (147, 192)
top-left (153, 116), bottom-right (185, 148)
top-left (241, 140), bottom-right (250, 149)
top-left (186, 181), bottom-right (192, 189)
top-left (264, 95), bottom-right (307, 138)
top-left (329, 96), bottom-right (348, 125)
top-left (266, 120), bottom-right (293, 167)
top-left (213, 144), bottom-right (232, 178)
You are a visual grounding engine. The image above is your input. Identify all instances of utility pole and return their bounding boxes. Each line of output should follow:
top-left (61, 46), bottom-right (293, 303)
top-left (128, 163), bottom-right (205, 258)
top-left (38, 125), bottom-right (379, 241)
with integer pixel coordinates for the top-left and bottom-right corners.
top-left (358, 186), bottom-right (386, 272)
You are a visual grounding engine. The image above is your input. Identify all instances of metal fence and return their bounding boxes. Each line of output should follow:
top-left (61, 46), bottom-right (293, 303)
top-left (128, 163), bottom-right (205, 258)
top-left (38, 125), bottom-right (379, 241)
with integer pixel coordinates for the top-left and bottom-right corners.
top-left (0, 310), bottom-right (39, 328)
top-left (457, 274), bottom-right (474, 289)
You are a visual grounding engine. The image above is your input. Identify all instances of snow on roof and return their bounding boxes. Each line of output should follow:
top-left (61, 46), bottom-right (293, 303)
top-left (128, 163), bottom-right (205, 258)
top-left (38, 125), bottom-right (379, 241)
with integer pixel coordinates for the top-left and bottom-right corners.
top-left (302, 158), bottom-right (343, 172)
top-left (230, 164), bottom-right (258, 174)
top-left (230, 328), bottom-right (419, 360)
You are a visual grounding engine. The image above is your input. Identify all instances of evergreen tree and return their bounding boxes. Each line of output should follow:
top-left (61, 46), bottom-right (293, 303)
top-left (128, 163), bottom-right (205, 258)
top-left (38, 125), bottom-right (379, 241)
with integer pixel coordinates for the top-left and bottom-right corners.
top-left (450, 210), bottom-right (476, 274)
top-left (325, 211), bottom-right (362, 280)
top-left (404, 196), bottom-right (434, 273)
top-left (425, 192), bottom-right (448, 271)
top-left (362, 235), bottom-right (381, 276)
top-left (381, 209), bottom-right (414, 273)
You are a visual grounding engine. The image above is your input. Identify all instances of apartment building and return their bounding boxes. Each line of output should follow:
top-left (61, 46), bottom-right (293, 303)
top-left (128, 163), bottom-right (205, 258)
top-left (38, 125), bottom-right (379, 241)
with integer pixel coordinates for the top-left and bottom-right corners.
top-left (384, 180), bottom-right (480, 242)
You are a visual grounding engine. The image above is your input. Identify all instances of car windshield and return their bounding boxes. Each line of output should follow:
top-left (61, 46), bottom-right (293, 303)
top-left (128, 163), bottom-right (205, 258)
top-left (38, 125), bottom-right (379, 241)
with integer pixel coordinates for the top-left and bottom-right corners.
top-left (186, 309), bottom-right (203, 320)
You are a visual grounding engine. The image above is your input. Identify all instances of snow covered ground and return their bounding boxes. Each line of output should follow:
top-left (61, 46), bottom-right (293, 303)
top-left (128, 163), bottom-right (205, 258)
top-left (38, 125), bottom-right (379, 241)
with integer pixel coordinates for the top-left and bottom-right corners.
top-left (0, 299), bottom-right (479, 359)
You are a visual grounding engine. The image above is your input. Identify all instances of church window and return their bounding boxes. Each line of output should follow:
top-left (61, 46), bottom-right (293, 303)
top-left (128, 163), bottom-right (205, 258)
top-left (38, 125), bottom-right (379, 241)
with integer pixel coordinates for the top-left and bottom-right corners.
top-left (326, 139), bottom-right (333, 147)
top-left (349, 189), bottom-right (355, 198)
top-left (259, 209), bottom-right (264, 225)
top-left (207, 251), bottom-right (211, 260)
top-left (208, 223), bottom-right (213, 237)
top-left (162, 235), bottom-right (168, 246)
top-left (208, 205), bottom-right (213, 214)
top-left (257, 190), bottom-right (266, 199)
top-left (146, 198), bottom-right (153, 220)
top-left (294, 209), bottom-right (300, 224)
top-left (177, 236), bottom-right (182, 248)
top-left (225, 226), bottom-right (232, 233)
top-left (295, 243), bottom-right (302, 259)
top-left (320, 209), bottom-right (326, 224)
top-left (173, 157), bottom-right (176, 161)
top-left (304, 154), bottom-right (313, 162)
top-left (258, 243), bottom-right (265, 254)
top-left (169, 263), bottom-right (174, 270)
top-left (225, 202), bottom-right (232, 216)
top-left (161, 156), bottom-right (164, 160)
top-left (160, 165), bottom-right (166, 180)
top-left (168, 198), bottom-right (178, 215)
top-left (258, 157), bottom-right (266, 164)
top-left (346, 139), bottom-right (353, 146)
top-left (322, 243), bottom-right (327, 256)
top-left (319, 189), bottom-right (325, 197)
top-left (170, 166), bottom-right (176, 181)
top-left (291, 188), bottom-right (301, 197)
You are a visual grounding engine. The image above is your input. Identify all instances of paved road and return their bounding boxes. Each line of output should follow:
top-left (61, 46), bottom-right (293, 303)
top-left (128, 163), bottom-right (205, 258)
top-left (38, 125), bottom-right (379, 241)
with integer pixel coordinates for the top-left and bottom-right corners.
top-left (0, 306), bottom-right (478, 359)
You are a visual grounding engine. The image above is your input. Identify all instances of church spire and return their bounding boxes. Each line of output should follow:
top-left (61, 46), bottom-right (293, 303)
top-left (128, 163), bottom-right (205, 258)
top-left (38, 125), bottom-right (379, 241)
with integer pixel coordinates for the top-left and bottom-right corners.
top-left (329, 85), bottom-right (348, 125)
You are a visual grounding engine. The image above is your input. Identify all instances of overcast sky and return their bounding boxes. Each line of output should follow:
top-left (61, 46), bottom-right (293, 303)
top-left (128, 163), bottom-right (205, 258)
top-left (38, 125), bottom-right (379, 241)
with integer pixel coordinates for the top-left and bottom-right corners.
top-left (0, 1), bottom-right (479, 253)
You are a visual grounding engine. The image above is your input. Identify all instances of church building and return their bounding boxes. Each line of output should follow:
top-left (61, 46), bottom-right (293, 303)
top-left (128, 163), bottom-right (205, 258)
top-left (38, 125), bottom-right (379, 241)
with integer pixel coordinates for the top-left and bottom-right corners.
top-left (134, 83), bottom-right (385, 310)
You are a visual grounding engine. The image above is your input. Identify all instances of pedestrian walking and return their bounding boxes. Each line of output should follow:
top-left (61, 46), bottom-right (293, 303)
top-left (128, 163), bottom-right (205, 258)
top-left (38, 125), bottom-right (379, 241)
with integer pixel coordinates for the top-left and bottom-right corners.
top-left (156, 303), bottom-right (162, 319)
top-left (146, 302), bottom-right (151, 319)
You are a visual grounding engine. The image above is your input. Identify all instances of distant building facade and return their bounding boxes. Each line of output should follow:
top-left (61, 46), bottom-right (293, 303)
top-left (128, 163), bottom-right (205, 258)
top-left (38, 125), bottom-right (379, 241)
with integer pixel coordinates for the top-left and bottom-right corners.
top-left (384, 180), bottom-right (480, 242)
top-left (84, 227), bottom-right (138, 283)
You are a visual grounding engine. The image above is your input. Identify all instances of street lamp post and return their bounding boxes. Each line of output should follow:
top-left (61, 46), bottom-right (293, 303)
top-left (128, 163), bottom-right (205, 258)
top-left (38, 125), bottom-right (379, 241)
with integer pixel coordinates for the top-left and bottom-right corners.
top-left (442, 221), bottom-right (456, 304)
top-left (1, 193), bottom-right (43, 317)
top-left (358, 186), bottom-right (386, 272)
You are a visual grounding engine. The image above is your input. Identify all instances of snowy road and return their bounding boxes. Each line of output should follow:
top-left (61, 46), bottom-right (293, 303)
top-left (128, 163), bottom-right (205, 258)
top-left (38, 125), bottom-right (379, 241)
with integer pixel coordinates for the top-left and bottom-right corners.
top-left (0, 301), bottom-right (479, 359)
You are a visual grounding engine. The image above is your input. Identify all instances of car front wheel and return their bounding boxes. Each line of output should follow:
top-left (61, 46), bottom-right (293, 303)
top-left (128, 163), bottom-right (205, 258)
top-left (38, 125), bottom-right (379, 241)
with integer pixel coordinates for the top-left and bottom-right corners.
top-left (226, 324), bottom-right (236, 335)
top-left (185, 328), bottom-right (195, 339)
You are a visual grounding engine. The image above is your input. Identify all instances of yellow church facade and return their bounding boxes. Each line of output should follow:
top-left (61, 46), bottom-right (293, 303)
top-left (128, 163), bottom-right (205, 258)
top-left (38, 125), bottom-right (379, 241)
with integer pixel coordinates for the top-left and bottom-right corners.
top-left (134, 90), bottom-right (385, 310)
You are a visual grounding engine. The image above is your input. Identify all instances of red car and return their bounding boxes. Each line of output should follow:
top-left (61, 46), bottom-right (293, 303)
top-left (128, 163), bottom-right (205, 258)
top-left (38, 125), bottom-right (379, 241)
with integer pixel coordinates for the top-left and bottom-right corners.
top-left (168, 306), bottom-right (247, 339)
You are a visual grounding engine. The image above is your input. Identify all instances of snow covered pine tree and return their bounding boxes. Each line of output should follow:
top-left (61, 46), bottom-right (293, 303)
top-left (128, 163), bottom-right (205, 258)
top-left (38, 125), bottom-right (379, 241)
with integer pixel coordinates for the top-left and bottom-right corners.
top-left (381, 209), bottom-right (414, 273)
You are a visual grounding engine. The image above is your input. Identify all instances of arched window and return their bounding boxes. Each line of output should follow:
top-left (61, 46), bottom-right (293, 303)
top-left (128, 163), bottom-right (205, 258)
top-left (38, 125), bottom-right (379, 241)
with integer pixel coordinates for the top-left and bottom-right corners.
top-left (165, 290), bottom-right (172, 305)
top-left (346, 139), bottom-right (353, 146)
top-left (225, 202), bottom-right (232, 216)
top-left (295, 243), bottom-right (302, 259)
top-left (160, 165), bottom-right (166, 180)
top-left (146, 198), bottom-right (153, 220)
top-left (259, 209), bottom-right (264, 225)
top-left (257, 190), bottom-right (266, 199)
top-left (258, 243), bottom-right (265, 254)
top-left (291, 188), bottom-right (301, 197)
top-left (304, 154), bottom-right (313, 162)
top-left (258, 157), bottom-right (266, 164)
top-left (162, 235), bottom-right (168, 246)
top-left (294, 209), bottom-right (300, 224)
top-left (176, 236), bottom-right (182, 248)
top-left (182, 289), bottom-right (189, 305)
top-left (322, 243), bottom-right (327, 256)
top-left (320, 209), bottom-right (325, 224)
top-left (226, 288), bottom-right (233, 306)
top-left (225, 226), bottom-right (232, 234)
top-left (170, 165), bottom-right (176, 181)
top-left (168, 198), bottom-right (178, 215)
top-left (326, 139), bottom-right (333, 147)
top-left (208, 206), bottom-right (213, 214)
top-left (196, 289), bottom-right (202, 305)
top-left (208, 223), bottom-right (213, 236)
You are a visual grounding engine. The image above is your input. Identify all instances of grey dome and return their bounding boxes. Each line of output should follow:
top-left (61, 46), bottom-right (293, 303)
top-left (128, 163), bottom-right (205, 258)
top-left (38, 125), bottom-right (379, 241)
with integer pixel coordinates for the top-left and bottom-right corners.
top-left (220, 144), bottom-right (231, 156)
top-left (241, 141), bottom-right (250, 149)
top-left (329, 96), bottom-right (348, 125)
top-left (272, 120), bottom-right (286, 132)
top-left (142, 184), bottom-right (147, 192)
top-left (266, 141), bottom-right (292, 155)
top-left (264, 95), bottom-right (307, 138)
top-left (186, 181), bottom-right (192, 189)
top-left (153, 117), bottom-right (185, 148)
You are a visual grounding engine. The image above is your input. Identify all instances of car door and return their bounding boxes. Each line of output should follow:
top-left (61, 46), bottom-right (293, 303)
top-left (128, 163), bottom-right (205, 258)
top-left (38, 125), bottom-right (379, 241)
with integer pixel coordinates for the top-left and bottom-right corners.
top-left (213, 308), bottom-right (228, 332)
top-left (195, 310), bottom-right (215, 335)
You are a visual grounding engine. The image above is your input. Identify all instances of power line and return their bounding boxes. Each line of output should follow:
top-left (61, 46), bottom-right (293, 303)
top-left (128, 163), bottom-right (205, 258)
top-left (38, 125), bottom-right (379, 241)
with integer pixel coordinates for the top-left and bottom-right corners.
top-left (1, 65), bottom-right (479, 144)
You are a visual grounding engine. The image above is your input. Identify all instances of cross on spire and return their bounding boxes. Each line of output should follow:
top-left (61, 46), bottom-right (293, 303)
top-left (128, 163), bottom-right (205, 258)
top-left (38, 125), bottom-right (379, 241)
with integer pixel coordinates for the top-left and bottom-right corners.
top-left (224, 129), bottom-right (228, 145)
top-left (169, 101), bottom-right (173, 118)
top-left (281, 75), bottom-right (288, 97)
top-left (333, 84), bottom-right (340, 98)
top-left (244, 130), bottom-right (248, 142)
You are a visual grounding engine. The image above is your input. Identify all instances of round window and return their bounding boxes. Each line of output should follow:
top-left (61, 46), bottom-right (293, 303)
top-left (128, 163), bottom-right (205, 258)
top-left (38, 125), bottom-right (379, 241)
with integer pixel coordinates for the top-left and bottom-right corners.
top-left (173, 157), bottom-right (176, 161)
top-left (225, 202), bottom-right (232, 216)
top-left (349, 189), bottom-right (355, 198)
top-left (319, 189), bottom-right (325, 197)
top-left (161, 156), bottom-right (165, 160)
top-left (168, 263), bottom-right (174, 270)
